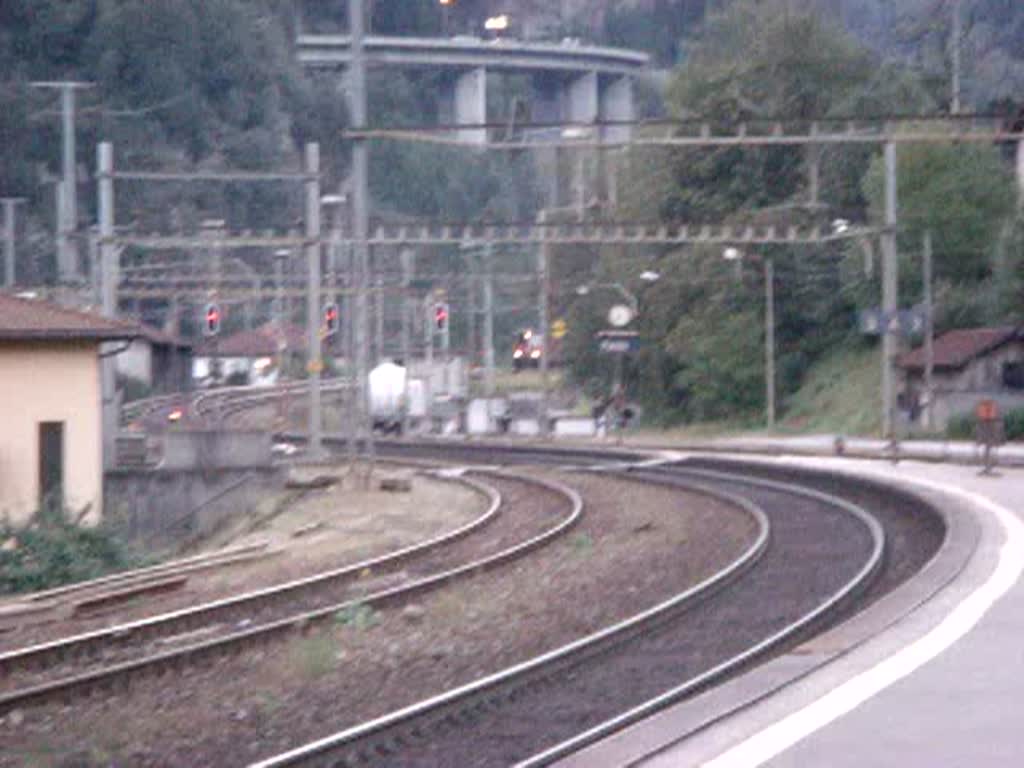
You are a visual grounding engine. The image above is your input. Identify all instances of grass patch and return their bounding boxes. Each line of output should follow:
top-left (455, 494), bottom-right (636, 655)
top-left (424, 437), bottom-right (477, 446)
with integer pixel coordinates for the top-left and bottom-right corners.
top-left (290, 631), bottom-right (338, 681)
top-left (569, 532), bottom-right (593, 555)
top-left (780, 343), bottom-right (882, 436)
top-left (335, 601), bottom-right (378, 631)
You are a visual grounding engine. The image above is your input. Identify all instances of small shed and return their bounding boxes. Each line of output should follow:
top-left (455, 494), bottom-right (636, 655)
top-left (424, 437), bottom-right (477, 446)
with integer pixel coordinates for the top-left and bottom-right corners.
top-left (897, 325), bottom-right (1024, 430)
top-left (192, 322), bottom-right (339, 387)
top-left (118, 324), bottom-right (192, 394)
top-left (0, 293), bottom-right (137, 525)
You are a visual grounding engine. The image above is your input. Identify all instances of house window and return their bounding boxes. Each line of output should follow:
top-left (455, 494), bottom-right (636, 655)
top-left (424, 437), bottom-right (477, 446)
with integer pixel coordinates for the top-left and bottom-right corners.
top-left (1004, 362), bottom-right (1024, 390)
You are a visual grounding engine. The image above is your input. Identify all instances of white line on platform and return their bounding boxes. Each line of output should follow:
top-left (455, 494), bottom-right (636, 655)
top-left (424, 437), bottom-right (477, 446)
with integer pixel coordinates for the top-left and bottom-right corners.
top-left (702, 473), bottom-right (1024, 768)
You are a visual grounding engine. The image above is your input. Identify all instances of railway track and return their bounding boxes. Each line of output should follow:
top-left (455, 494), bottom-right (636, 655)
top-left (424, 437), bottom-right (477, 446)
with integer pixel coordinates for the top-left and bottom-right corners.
top-left (0, 470), bottom-right (579, 716)
top-left (106, 389), bottom-right (947, 767)
top-left (248, 456), bottom-right (943, 768)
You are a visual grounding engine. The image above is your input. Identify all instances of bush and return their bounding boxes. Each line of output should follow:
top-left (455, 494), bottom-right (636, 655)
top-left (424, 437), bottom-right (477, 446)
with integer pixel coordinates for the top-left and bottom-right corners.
top-left (946, 407), bottom-right (1024, 442)
top-left (946, 412), bottom-right (975, 440)
top-left (1005, 408), bottom-right (1024, 441)
top-left (0, 506), bottom-right (142, 595)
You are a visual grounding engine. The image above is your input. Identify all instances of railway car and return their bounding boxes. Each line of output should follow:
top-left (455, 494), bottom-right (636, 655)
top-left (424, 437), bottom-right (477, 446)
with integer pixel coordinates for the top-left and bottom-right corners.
top-left (369, 361), bottom-right (407, 434)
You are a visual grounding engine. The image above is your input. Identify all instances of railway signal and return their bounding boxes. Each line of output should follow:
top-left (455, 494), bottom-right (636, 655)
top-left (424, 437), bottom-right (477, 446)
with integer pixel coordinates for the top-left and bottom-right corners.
top-left (322, 302), bottom-right (339, 337)
top-left (434, 302), bottom-right (449, 331)
top-left (203, 302), bottom-right (221, 336)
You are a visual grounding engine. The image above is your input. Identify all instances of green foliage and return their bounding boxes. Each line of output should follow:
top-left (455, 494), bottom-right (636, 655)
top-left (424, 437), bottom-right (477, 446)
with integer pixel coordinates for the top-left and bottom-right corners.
top-left (863, 143), bottom-right (1016, 285)
top-left (946, 412), bottom-right (974, 440)
top-left (946, 409), bottom-right (1024, 442)
top-left (290, 632), bottom-right (338, 681)
top-left (0, 506), bottom-right (142, 595)
top-left (1005, 409), bottom-right (1024, 441)
top-left (335, 601), bottom-right (378, 631)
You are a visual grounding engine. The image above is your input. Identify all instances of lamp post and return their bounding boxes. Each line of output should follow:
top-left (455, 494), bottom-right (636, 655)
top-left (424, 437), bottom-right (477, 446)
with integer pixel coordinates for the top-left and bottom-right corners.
top-left (723, 247), bottom-right (775, 430)
top-left (439, 0), bottom-right (453, 35)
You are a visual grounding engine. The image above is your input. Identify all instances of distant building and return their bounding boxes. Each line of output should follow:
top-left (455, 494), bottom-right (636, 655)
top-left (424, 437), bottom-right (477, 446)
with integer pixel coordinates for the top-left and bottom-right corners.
top-left (0, 293), bottom-right (137, 526)
top-left (117, 325), bottom-right (192, 394)
top-left (192, 322), bottom-right (340, 387)
top-left (897, 326), bottom-right (1024, 430)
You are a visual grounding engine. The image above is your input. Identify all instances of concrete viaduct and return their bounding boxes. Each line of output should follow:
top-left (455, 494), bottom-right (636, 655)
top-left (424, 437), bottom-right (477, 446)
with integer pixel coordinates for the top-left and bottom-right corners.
top-left (296, 34), bottom-right (650, 144)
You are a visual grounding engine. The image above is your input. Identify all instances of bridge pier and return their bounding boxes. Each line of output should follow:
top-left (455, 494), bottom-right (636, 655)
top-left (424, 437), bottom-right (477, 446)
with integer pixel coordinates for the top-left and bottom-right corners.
top-left (440, 67), bottom-right (488, 146)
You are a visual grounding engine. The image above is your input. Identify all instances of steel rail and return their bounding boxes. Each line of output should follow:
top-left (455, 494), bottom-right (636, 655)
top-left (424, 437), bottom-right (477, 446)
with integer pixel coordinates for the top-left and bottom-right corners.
top-left (0, 470), bottom-right (580, 716)
top-left (514, 464), bottom-right (886, 766)
top-left (247, 473), bottom-right (773, 768)
top-left (0, 472), bottom-right (498, 685)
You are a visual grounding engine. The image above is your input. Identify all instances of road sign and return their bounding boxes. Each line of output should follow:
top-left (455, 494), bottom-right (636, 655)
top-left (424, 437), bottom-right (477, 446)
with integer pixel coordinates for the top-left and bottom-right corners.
top-left (859, 307), bottom-right (925, 337)
top-left (608, 304), bottom-right (633, 328)
top-left (551, 318), bottom-right (568, 339)
top-left (596, 329), bottom-right (639, 354)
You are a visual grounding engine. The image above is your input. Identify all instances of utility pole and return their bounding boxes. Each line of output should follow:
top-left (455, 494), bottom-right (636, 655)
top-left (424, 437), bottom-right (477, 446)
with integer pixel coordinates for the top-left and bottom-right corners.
top-left (375, 271), bottom-right (384, 362)
top-left (1, 198), bottom-right (25, 288)
top-left (483, 242), bottom-right (496, 429)
top-left (881, 140), bottom-right (899, 439)
top-left (305, 143), bottom-right (323, 458)
top-left (31, 82), bottom-right (93, 281)
top-left (765, 256), bottom-right (776, 430)
top-left (349, 0), bottom-right (374, 481)
top-left (98, 142), bottom-right (117, 471)
top-left (923, 231), bottom-right (935, 431)
top-left (538, 209), bottom-right (551, 437)
top-left (950, 0), bottom-right (962, 115)
top-left (401, 247), bottom-right (414, 435)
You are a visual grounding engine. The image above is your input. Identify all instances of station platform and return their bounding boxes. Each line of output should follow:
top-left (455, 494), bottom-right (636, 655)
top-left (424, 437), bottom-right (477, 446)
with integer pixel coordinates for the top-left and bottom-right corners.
top-left (557, 441), bottom-right (1024, 767)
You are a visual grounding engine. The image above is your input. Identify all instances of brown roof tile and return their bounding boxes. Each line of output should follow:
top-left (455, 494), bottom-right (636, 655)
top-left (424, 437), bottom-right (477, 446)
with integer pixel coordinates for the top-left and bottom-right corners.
top-left (0, 293), bottom-right (139, 342)
top-left (196, 322), bottom-right (334, 357)
top-left (898, 326), bottom-right (1020, 371)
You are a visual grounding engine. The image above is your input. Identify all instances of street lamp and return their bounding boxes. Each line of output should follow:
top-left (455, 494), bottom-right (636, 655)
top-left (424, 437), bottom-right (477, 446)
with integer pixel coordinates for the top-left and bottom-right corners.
top-left (723, 247), bottom-right (776, 430)
top-left (484, 14), bottom-right (509, 34)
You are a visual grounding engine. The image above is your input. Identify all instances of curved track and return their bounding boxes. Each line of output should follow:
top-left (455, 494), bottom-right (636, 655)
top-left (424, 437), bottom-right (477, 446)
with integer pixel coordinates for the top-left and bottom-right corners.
top-left (114, 390), bottom-right (946, 767)
top-left (249, 452), bottom-right (943, 768)
top-left (0, 471), bottom-right (579, 715)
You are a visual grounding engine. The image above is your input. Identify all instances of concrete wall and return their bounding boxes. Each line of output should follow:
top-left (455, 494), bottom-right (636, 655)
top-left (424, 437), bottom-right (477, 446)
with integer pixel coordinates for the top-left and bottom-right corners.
top-left (105, 467), bottom-right (282, 550)
top-left (160, 430), bottom-right (272, 472)
top-left (0, 341), bottom-right (102, 526)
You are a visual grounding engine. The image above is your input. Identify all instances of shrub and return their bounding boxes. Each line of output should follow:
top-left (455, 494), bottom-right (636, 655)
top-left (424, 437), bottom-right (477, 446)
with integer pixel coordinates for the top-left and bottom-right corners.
top-left (0, 506), bottom-right (142, 595)
top-left (946, 412), bottom-right (975, 440)
top-left (1005, 408), bottom-right (1024, 441)
top-left (946, 407), bottom-right (1024, 442)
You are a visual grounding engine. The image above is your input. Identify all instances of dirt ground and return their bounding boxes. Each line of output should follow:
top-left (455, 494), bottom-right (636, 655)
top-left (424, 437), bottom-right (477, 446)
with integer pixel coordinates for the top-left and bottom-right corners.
top-left (1, 469), bottom-right (757, 767)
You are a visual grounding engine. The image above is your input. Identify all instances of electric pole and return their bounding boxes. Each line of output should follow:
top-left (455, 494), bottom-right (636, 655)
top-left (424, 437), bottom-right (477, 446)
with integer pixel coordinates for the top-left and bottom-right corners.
top-left (881, 140), bottom-right (899, 439)
top-left (31, 82), bottom-right (93, 282)
top-left (349, 0), bottom-right (374, 480)
top-left (304, 143), bottom-right (322, 458)
top-left (950, 0), bottom-right (962, 115)
top-left (2, 198), bottom-right (25, 288)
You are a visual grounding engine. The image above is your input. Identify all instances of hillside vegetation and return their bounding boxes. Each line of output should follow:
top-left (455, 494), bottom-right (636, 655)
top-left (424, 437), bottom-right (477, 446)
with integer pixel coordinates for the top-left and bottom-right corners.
top-left (0, 1), bottom-right (1022, 432)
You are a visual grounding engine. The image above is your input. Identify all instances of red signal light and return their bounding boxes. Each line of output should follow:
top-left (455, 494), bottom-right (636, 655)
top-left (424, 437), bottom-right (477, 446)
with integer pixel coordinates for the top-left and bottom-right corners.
top-left (434, 303), bottom-right (449, 330)
top-left (203, 303), bottom-right (221, 336)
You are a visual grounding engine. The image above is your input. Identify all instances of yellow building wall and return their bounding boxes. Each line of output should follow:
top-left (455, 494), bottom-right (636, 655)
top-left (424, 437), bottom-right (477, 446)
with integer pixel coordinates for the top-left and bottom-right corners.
top-left (0, 341), bottom-right (102, 526)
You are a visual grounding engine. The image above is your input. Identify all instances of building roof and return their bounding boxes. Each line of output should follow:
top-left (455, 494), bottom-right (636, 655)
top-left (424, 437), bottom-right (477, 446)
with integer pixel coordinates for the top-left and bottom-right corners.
top-left (196, 322), bottom-right (331, 358)
top-left (0, 292), bottom-right (139, 342)
top-left (137, 323), bottom-right (191, 349)
top-left (899, 326), bottom-right (1021, 371)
